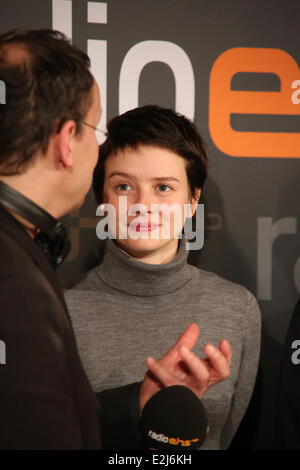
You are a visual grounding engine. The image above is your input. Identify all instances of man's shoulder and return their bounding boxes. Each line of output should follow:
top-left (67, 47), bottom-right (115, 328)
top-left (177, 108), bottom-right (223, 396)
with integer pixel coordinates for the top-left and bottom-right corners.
top-left (0, 227), bottom-right (36, 276)
top-left (0, 227), bottom-right (66, 325)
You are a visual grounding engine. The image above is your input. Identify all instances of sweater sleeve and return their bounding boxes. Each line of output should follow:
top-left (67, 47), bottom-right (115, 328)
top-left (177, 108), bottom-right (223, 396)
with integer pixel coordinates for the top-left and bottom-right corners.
top-left (220, 290), bottom-right (262, 449)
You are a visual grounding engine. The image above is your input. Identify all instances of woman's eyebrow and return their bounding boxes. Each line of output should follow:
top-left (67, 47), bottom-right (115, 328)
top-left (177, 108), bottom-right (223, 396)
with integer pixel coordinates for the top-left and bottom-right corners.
top-left (151, 177), bottom-right (180, 182)
top-left (108, 171), bottom-right (132, 179)
top-left (108, 171), bottom-right (179, 183)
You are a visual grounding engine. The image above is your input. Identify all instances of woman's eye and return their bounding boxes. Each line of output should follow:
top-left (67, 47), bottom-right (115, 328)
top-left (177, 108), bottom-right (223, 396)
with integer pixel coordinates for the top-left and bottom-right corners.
top-left (117, 184), bottom-right (131, 192)
top-left (157, 184), bottom-right (171, 192)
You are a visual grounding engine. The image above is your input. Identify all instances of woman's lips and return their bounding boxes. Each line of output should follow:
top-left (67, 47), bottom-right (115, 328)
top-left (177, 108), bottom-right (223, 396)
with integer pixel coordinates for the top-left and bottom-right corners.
top-left (135, 223), bottom-right (160, 232)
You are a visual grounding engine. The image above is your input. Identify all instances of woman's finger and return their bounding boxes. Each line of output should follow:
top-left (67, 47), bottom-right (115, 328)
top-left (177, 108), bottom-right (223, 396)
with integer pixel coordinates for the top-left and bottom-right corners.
top-left (178, 346), bottom-right (210, 388)
top-left (176, 323), bottom-right (200, 349)
top-left (219, 339), bottom-right (232, 366)
top-left (160, 323), bottom-right (200, 362)
top-left (146, 356), bottom-right (179, 388)
top-left (202, 343), bottom-right (230, 380)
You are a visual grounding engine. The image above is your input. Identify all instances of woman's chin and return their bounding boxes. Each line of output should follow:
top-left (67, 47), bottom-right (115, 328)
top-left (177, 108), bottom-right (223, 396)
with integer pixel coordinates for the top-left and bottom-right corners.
top-left (116, 237), bottom-right (172, 257)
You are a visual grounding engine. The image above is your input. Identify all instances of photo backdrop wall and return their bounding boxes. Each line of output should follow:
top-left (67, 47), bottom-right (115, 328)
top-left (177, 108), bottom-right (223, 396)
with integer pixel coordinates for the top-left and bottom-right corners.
top-left (1, 0), bottom-right (299, 449)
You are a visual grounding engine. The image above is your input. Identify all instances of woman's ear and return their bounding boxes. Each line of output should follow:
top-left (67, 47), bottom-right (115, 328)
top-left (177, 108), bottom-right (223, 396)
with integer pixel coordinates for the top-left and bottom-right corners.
top-left (191, 188), bottom-right (201, 216)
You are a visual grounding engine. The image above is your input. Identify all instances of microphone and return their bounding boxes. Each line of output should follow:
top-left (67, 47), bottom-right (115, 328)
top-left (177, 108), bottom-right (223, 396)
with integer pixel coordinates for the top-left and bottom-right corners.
top-left (138, 385), bottom-right (208, 450)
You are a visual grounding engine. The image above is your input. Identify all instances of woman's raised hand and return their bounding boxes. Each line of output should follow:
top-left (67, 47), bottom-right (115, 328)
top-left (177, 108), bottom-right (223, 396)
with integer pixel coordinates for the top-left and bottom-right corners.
top-left (139, 322), bottom-right (231, 411)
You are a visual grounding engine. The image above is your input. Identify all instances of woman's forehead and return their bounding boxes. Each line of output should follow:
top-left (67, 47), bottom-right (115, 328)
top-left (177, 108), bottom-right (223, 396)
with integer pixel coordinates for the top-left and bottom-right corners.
top-left (105, 145), bottom-right (187, 176)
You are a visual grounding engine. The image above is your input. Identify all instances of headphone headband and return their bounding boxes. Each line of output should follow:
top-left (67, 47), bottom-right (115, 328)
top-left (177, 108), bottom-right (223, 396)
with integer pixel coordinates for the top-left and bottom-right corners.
top-left (0, 181), bottom-right (70, 266)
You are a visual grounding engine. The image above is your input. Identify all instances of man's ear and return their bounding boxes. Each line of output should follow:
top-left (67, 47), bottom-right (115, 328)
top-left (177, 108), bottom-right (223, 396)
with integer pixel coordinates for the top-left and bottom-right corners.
top-left (55, 120), bottom-right (77, 169)
top-left (191, 188), bottom-right (201, 216)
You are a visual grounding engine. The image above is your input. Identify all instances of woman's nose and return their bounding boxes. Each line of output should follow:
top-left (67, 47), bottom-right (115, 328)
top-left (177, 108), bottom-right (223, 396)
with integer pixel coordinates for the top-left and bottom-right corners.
top-left (134, 190), bottom-right (152, 213)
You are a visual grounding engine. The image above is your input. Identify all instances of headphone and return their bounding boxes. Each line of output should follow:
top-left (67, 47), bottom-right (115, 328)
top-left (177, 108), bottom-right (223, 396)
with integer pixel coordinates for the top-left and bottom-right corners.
top-left (0, 181), bottom-right (71, 267)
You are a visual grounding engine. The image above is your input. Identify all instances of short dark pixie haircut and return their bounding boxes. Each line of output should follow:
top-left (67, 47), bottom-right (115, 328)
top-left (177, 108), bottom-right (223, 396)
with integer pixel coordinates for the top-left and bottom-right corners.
top-left (0, 29), bottom-right (94, 175)
top-left (93, 105), bottom-right (208, 204)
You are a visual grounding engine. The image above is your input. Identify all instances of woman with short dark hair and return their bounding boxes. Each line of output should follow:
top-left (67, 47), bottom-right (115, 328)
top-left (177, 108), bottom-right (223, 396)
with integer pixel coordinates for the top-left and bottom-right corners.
top-left (65, 105), bottom-right (261, 450)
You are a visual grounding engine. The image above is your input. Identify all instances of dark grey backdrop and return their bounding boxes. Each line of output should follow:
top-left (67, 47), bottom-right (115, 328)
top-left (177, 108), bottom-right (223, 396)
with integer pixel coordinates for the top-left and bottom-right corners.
top-left (1, 0), bottom-right (299, 449)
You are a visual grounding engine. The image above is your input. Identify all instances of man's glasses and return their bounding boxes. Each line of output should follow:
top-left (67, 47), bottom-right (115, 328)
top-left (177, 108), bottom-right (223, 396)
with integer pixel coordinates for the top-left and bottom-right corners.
top-left (83, 121), bottom-right (106, 139)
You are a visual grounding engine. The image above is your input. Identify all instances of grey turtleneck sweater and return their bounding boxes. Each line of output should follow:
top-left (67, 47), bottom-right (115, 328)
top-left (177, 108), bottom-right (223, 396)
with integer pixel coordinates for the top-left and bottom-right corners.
top-left (64, 237), bottom-right (261, 450)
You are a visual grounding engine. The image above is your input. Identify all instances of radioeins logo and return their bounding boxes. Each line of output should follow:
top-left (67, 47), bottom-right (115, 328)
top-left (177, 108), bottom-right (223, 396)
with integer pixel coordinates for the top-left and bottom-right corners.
top-left (148, 430), bottom-right (199, 447)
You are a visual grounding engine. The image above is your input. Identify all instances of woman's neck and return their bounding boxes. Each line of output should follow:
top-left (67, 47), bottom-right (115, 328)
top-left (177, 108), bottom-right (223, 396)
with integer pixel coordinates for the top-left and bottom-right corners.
top-left (115, 238), bottom-right (179, 265)
top-left (98, 235), bottom-right (190, 297)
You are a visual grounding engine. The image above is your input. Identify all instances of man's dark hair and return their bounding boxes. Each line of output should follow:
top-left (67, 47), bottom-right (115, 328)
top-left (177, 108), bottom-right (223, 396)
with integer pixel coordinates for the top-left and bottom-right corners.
top-left (93, 105), bottom-right (208, 205)
top-left (0, 29), bottom-right (94, 175)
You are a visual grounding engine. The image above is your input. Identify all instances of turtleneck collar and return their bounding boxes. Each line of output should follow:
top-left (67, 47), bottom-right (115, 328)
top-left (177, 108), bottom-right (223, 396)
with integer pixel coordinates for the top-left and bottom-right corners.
top-left (97, 236), bottom-right (191, 296)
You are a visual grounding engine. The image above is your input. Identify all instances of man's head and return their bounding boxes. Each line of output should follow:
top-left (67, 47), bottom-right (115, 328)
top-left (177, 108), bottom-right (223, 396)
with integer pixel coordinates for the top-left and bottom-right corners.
top-left (0, 29), bottom-right (101, 215)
